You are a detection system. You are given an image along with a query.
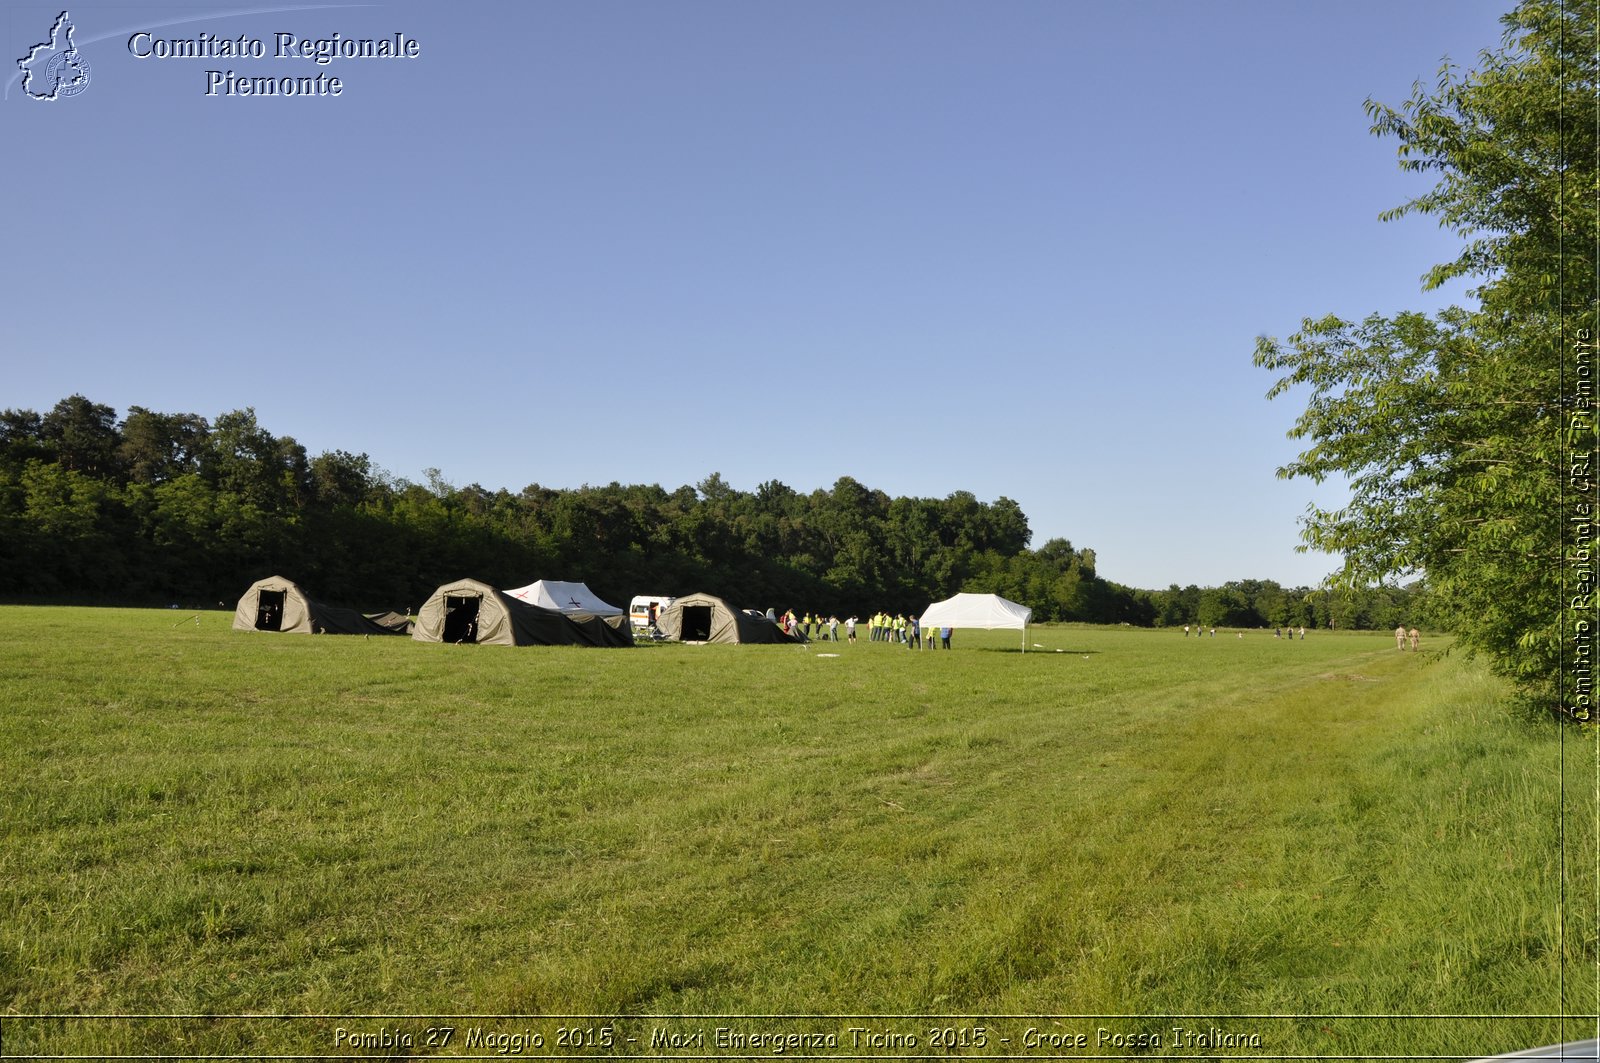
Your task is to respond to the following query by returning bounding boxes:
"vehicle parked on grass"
[629,595,675,630]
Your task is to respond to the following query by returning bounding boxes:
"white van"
[629,595,675,630]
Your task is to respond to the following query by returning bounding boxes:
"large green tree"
[1254,0,1596,717]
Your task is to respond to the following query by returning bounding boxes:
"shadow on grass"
[970,646,1102,655]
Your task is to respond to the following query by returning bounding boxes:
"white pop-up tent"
[503,579,623,616]
[919,592,1034,652]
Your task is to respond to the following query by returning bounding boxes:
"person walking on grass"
[1395,624,1407,650]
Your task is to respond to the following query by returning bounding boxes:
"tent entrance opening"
[254,589,286,631]
[443,595,481,643]
[681,605,713,641]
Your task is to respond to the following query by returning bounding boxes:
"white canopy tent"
[919,592,1034,652]
[503,579,623,616]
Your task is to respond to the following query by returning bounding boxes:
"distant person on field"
[1395,624,1407,650]
[1409,627,1420,651]
[846,616,857,643]
[1299,626,1307,640]
[940,626,952,650]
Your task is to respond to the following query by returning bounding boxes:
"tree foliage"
[1255,0,1596,717]
[0,395,1417,627]
[0,396,1112,617]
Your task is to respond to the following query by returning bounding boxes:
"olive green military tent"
[232,576,411,636]
[654,592,799,644]
[564,611,636,646]
[412,578,632,647]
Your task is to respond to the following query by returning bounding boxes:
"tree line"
[0,394,1417,628]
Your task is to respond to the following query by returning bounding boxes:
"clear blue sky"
[4,0,1508,590]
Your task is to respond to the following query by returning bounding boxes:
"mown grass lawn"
[0,608,1593,1057]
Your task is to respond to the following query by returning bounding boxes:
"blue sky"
[4,0,1508,590]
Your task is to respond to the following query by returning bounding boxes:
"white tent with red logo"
[503,579,623,617]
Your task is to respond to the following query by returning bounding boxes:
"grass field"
[0,607,1594,1058]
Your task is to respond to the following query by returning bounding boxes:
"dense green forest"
[0,395,1423,628]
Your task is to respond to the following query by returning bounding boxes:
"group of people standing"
[776,611,841,641]
[1395,625,1421,651]
[1182,624,1310,639]
[865,611,951,649]
[773,609,953,648]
